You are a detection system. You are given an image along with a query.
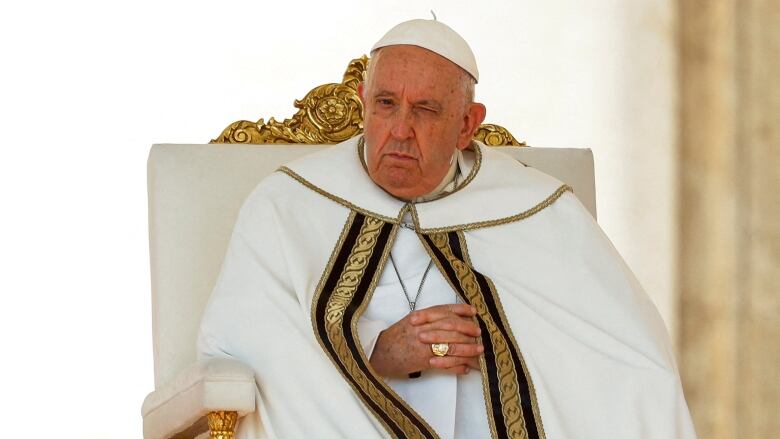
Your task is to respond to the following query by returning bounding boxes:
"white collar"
[280,136,568,232]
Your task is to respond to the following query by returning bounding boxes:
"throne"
[141,56,596,438]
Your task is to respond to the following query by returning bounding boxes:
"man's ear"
[357,82,366,104]
[457,103,487,150]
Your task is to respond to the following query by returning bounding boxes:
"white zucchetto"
[371,19,479,83]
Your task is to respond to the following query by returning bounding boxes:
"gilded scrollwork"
[211,55,525,146]
[207,410,238,439]
[474,123,526,146]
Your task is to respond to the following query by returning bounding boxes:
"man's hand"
[369,304,484,378]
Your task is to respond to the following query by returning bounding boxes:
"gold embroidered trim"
[431,233,526,437]
[350,222,400,363]
[279,145,569,234]
[311,214,438,439]
[411,184,572,233]
[455,231,547,439]
[356,136,484,203]
[278,166,404,224]
[417,234,499,439]
[418,232,546,439]
[345,221,438,437]
[453,230,500,438]
[310,210,359,335]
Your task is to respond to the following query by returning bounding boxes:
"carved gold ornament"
[207,411,238,439]
[211,56,525,146]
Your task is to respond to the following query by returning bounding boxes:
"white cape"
[198,136,696,438]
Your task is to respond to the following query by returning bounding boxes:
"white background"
[0,1,675,436]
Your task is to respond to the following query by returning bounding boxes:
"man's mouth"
[385,152,416,161]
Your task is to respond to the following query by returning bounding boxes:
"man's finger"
[417,318,481,338]
[429,355,471,369]
[428,348,484,369]
[409,304,476,325]
[418,329,481,344]
[442,342,484,358]
[441,365,471,376]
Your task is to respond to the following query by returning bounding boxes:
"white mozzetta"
[141,357,255,439]
[146,142,595,391]
[196,137,695,438]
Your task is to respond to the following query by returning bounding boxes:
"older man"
[198,19,696,439]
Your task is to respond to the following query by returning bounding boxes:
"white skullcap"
[371,19,479,83]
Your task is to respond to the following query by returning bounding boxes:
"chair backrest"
[147,143,595,388]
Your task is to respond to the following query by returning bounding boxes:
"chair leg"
[207,411,238,439]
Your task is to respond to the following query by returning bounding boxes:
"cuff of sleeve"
[358,318,388,358]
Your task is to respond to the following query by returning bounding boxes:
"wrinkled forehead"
[366,45,466,94]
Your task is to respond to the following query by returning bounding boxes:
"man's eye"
[376,99,394,106]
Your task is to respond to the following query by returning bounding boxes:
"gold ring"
[431,342,449,357]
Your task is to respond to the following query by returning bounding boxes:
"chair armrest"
[141,357,256,439]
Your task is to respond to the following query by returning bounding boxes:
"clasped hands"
[369,304,484,378]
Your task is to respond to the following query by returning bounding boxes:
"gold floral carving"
[211,56,526,146]
[207,411,238,439]
[474,123,526,146]
[211,57,367,144]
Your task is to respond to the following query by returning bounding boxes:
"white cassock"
[358,148,492,439]
[198,136,697,439]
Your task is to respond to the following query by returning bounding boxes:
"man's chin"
[382,182,434,201]
[368,168,429,200]
[376,177,423,200]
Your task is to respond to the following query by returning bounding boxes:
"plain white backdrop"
[0,0,675,436]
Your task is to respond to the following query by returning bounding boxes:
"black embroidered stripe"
[448,233,542,439]
[420,234,509,437]
[340,221,438,439]
[313,215,406,437]
[469,265,541,439]
[314,213,438,439]
[420,232,544,439]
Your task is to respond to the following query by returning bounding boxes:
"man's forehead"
[374,45,460,69]
[368,45,468,97]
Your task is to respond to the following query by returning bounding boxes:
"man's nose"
[389,107,414,140]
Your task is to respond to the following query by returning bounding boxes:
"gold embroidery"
[350,219,402,360]
[411,184,572,234]
[456,231,547,439]
[453,229,502,439]
[278,166,402,224]
[312,214,438,439]
[419,232,546,439]
[430,233,526,437]
[279,140,566,234]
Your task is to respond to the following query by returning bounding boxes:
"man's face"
[358,45,485,200]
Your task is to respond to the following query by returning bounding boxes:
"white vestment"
[198,136,697,439]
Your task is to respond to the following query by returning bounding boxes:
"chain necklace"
[390,162,460,308]
[389,253,433,312]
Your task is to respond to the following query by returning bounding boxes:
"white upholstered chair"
[141,57,597,439]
